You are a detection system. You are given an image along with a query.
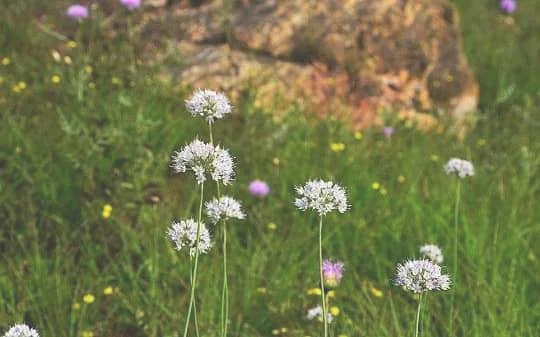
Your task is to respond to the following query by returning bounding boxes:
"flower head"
[120,0,141,10]
[185,89,232,123]
[500,0,516,13]
[444,158,474,178]
[420,244,444,264]
[323,259,345,288]
[249,180,270,197]
[66,4,89,20]
[383,126,395,138]
[2,324,39,337]
[205,196,245,224]
[171,139,234,185]
[306,305,334,323]
[394,259,451,293]
[294,180,348,216]
[167,219,212,256]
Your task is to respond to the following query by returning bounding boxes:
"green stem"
[449,180,461,334]
[319,216,328,337]
[221,220,229,337]
[183,183,205,337]
[415,293,423,337]
[209,123,214,145]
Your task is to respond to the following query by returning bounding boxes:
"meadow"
[1,1,539,336]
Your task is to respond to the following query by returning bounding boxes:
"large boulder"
[141,0,478,129]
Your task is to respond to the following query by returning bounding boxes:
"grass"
[1,0,539,336]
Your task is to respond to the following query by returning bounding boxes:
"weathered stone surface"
[141,0,478,129]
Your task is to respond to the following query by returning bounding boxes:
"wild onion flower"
[420,244,444,264]
[322,259,344,288]
[394,259,451,293]
[2,324,39,337]
[306,306,334,323]
[249,179,270,197]
[205,196,245,224]
[120,0,141,10]
[167,219,212,256]
[185,89,232,123]
[66,4,89,20]
[294,180,348,216]
[444,158,474,178]
[171,139,234,185]
[383,126,395,138]
[500,0,517,13]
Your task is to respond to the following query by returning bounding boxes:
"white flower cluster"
[395,259,451,293]
[205,196,245,224]
[185,89,232,123]
[420,244,444,264]
[2,324,39,337]
[167,219,212,257]
[171,139,235,185]
[444,158,474,178]
[294,180,348,216]
[306,305,334,323]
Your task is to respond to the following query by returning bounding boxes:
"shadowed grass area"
[1,0,539,336]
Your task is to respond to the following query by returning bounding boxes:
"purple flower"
[322,259,344,288]
[66,4,89,20]
[120,0,142,10]
[500,0,516,13]
[249,180,270,197]
[383,126,395,138]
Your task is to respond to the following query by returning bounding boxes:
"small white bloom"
[2,324,39,337]
[394,259,451,293]
[306,305,334,323]
[185,89,232,123]
[420,244,444,264]
[171,139,235,185]
[294,180,348,216]
[205,196,245,224]
[167,219,212,256]
[444,158,474,178]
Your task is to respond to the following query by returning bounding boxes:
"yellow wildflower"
[51,50,61,62]
[102,204,112,219]
[267,222,277,230]
[330,142,345,152]
[256,287,267,294]
[430,154,439,162]
[111,77,121,85]
[67,41,77,49]
[330,306,340,316]
[17,82,26,90]
[2,57,10,65]
[327,290,336,298]
[398,175,406,183]
[88,82,96,89]
[64,56,72,65]
[103,286,114,295]
[371,182,380,190]
[81,331,94,337]
[271,329,280,335]
[83,294,95,304]
[307,287,322,295]
[72,302,81,310]
[380,187,387,196]
[280,328,287,333]
[354,131,363,140]
[51,75,61,84]
[370,286,383,298]
[272,157,280,166]
[84,65,93,74]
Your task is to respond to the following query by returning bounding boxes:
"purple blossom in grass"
[500,0,516,13]
[2,324,39,337]
[323,259,344,288]
[383,126,395,138]
[120,0,142,10]
[66,4,89,20]
[394,259,451,293]
[249,179,270,197]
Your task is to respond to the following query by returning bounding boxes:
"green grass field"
[1,1,539,336]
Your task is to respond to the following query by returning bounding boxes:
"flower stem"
[318,216,328,337]
[415,293,423,337]
[449,180,461,334]
[183,183,205,337]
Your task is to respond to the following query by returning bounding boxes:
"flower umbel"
[2,324,39,337]
[444,158,474,178]
[167,219,212,256]
[420,244,444,264]
[205,196,245,224]
[394,259,451,293]
[171,139,234,185]
[186,89,232,123]
[307,306,334,323]
[294,180,348,216]
[322,259,345,288]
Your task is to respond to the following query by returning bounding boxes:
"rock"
[141,0,478,129]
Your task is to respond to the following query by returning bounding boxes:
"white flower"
[171,139,235,185]
[394,259,451,293]
[294,180,348,216]
[3,324,39,337]
[420,244,444,264]
[167,219,212,256]
[185,89,232,123]
[444,158,474,178]
[205,196,245,224]
[306,305,334,323]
